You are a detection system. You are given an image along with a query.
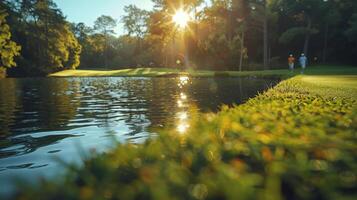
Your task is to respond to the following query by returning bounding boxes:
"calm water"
[0,77,278,194]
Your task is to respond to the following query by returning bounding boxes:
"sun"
[172,9,191,29]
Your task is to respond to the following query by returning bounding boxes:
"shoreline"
[48,65,357,78]
[13,66,357,199]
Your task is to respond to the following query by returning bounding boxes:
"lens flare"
[172,9,190,29]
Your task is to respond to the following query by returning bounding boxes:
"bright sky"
[53,0,154,35]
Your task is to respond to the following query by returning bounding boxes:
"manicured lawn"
[299,75,357,99]
[49,65,357,78]
[49,68,182,77]
[16,67,357,200]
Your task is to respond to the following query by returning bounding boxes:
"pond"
[0,76,279,194]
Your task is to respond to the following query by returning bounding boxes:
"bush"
[14,76,357,200]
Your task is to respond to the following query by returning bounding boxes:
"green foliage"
[2,0,357,76]
[122,5,150,38]
[279,27,318,44]
[345,14,357,43]
[64,27,82,69]
[278,0,321,16]
[2,0,81,75]
[85,0,357,69]
[94,15,117,35]
[0,10,20,71]
[15,73,357,199]
[91,15,117,68]
[25,21,81,74]
[197,0,245,68]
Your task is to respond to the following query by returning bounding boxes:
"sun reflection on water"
[178,112,188,120]
[176,95,190,134]
[179,76,189,83]
[176,76,191,134]
[177,100,183,108]
[178,76,190,88]
[180,92,187,100]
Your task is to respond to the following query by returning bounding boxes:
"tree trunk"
[194,4,199,37]
[164,49,168,67]
[239,30,245,72]
[104,31,108,69]
[171,37,175,67]
[194,3,199,65]
[303,16,312,56]
[0,67,6,79]
[268,46,271,64]
[136,37,142,58]
[263,0,269,69]
[322,23,329,63]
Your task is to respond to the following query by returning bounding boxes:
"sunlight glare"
[177,100,183,107]
[178,112,188,120]
[180,92,187,100]
[178,76,189,88]
[172,9,190,29]
[179,76,189,84]
[177,123,189,134]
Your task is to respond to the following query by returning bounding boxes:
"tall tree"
[71,22,97,68]
[122,5,150,57]
[3,0,81,76]
[72,22,93,42]
[277,0,323,56]
[233,0,250,71]
[94,15,117,35]
[262,0,268,69]
[345,14,357,43]
[196,0,246,69]
[94,15,117,68]
[320,0,341,63]
[122,5,149,38]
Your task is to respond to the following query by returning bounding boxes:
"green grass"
[49,65,357,78]
[15,67,357,200]
[299,75,357,99]
[50,68,182,77]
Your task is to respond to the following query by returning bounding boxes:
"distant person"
[299,53,307,74]
[288,54,295,71]
[176,59,181,66]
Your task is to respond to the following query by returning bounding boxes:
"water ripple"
[0,77,279,187]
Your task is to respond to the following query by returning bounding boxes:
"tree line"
[1,0,357,77]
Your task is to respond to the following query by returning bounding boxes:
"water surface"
[0,77,278,193]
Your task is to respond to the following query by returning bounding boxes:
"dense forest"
[1,0,357,77]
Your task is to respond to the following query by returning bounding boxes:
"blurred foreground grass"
[16,71,357,200]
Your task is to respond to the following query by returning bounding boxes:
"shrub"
[14,76,357,200]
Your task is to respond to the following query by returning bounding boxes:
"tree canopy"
[1,0,81,76]
[1,0,357,77]
[0,9,20,77]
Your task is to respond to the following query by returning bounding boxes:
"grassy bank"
[15,68,357,199]
[49,65,357,78]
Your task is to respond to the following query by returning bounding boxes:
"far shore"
[49,65,357,78]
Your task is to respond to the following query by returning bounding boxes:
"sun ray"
[172,9,191,29]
